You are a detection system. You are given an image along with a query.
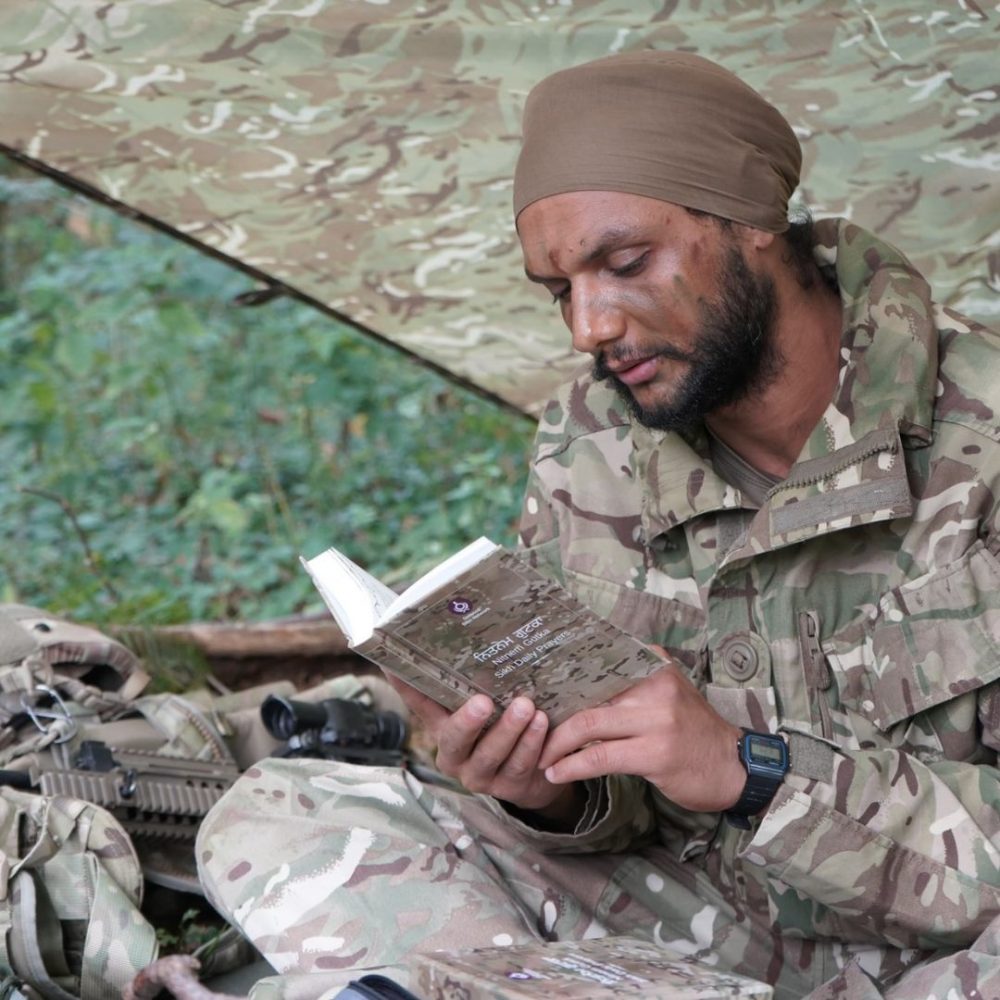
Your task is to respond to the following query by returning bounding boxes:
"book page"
[301,548,399,646]
[379,536,498,624]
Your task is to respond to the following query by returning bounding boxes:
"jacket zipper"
[798,610,833,739]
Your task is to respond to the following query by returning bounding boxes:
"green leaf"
[0,164,533,626]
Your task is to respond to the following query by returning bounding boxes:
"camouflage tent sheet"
[0,1,997,414]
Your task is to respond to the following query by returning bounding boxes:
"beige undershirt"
[708,431,782,509]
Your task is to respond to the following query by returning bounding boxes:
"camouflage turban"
[513,51,801,233]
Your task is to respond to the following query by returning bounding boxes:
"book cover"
[415,935,774,999]
[304,543,662,726]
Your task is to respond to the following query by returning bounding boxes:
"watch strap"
[724,730,787,830]
[729,771,781,816]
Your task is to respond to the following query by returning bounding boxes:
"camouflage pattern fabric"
[199,220,1000,998]
[199,758,803,996]
[516,218,1000,989]
[198,758,1000,1000]
[0,2,996,415]
[0,785,158,998]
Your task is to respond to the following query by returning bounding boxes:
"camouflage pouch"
[0,604,151,765]
[0,784,158,999]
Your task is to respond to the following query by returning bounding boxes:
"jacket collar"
[636,218,938,546]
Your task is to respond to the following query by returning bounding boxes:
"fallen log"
[109,616,368,693]
[112,615,350,660]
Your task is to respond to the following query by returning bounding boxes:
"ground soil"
[209,650,375,694]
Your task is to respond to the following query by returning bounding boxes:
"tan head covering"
[513,51,801,233]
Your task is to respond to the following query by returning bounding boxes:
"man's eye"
[610,252,648,278]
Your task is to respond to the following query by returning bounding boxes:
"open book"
[301,537,662,726]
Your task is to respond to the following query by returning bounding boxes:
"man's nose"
[568,285,626,355]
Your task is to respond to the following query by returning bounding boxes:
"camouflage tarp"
[0,1,996,415]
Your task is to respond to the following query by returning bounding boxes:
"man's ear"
[748,228,776,252]
[732,223,775,255]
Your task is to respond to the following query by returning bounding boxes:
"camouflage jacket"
[514,218,1000,952]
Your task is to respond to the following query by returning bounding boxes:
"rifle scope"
[260,694,407,757]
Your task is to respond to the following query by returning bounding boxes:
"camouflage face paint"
[519,191,782,429]
[594,244,783,432]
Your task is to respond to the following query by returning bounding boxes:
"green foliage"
[0,162,533,625]
[154,907,216,954]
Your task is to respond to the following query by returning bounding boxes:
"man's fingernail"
[510,699,531,720]
[468,698,491,719]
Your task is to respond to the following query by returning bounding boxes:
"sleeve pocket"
[561,567,706,672]
[824,540,1000,730]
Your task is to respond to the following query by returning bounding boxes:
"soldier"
[198,52,1000,999]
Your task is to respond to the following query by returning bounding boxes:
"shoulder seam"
[534,420,631,463]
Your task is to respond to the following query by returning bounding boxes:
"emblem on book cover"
[447,597,473,615]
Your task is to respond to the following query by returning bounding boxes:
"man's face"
[517,190,782,431]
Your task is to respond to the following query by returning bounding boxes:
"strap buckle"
[19,685,78,745]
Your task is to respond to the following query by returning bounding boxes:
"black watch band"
[724,729,788,830]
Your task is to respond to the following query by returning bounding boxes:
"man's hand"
[539,655,746,814]
[385,675,575,817]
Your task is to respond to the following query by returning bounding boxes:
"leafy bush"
[0,164,533,625]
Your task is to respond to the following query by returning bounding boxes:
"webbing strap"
[7,872,77,1000]
[79,855,158,1000]
[0,854,13,981]
[117,667,152,703]
[0,664,44,696]
[39,677,125,719]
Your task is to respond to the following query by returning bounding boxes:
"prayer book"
[301,536,662,725]
[415,935,774,999]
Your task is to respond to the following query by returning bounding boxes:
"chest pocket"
[823,540,1000,758]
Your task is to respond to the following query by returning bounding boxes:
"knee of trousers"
[195,758,423,955]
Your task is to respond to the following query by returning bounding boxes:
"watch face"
[748,736,784,763]
[745,733,788,775]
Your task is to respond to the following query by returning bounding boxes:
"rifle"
[0,740,241,843]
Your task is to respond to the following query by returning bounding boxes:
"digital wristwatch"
[724,729,789,829]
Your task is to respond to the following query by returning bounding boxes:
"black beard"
[593,246,783,432]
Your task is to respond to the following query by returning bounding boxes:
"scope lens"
[260,695,327,740]
[376,711,408,750]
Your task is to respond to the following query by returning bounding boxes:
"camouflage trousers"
[197,759,1000,1000]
